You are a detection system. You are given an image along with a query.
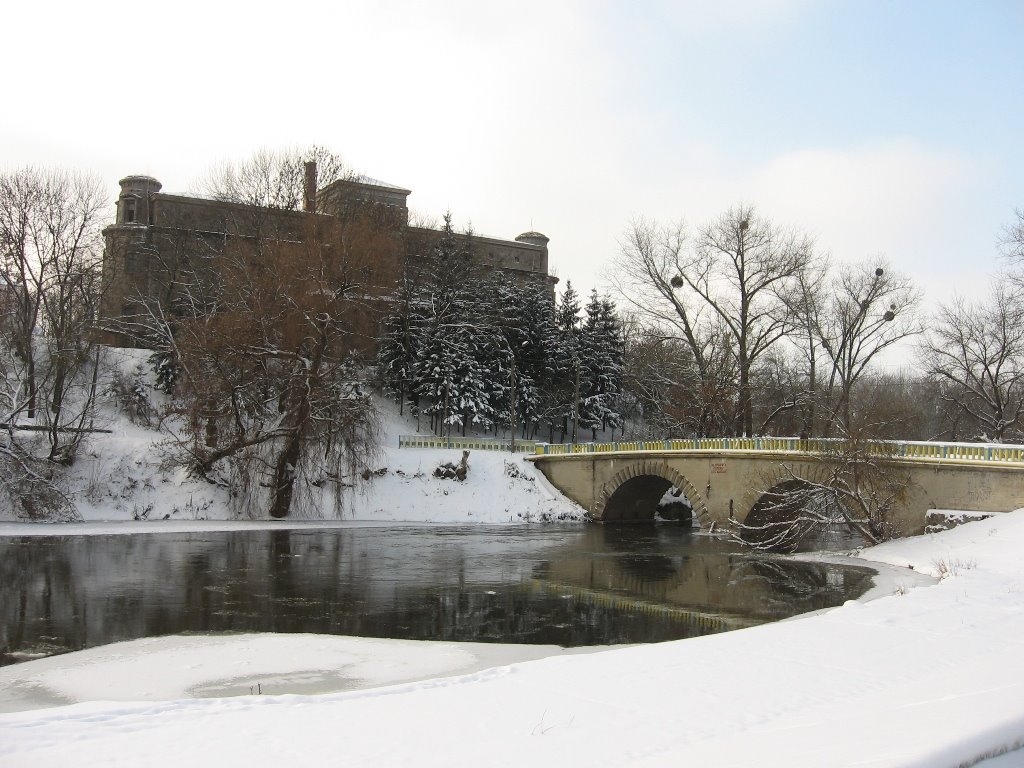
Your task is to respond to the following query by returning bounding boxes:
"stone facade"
[100,172,557,346]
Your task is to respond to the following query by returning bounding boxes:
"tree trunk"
[269,429,302,519]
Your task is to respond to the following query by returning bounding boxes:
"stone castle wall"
[100,173,557,346]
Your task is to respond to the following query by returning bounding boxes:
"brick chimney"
[303,161,317,212]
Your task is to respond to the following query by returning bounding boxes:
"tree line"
[608,205,1024,549]
[1,149,1022,524]
[0,168,106,519]
[613,206,1024,446]
[376,213,625,443]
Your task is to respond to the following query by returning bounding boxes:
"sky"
[2,0,1021,305]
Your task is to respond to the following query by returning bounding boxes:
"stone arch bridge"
[527,438,1024,535]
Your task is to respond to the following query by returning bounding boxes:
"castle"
[100,165,557,346]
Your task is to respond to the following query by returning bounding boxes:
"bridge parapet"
[532,438,1024,465]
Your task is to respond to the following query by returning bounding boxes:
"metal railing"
[531,437,1024,464]
[398,435,538,453]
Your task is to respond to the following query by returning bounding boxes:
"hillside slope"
[6,348,584,525]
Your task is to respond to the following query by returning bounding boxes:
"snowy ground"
[3,512,1024,766]
[0,634,610,713]
[36,347,585,525]
[4,350,1024,764]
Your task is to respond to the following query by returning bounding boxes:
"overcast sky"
[3,0,1021,305]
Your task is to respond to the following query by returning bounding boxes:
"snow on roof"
[350,175,411,194]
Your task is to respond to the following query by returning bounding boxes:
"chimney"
[303,161,317,212]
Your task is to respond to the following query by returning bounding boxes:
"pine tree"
[411,213,493,436]
[376,273,420,415]
[488,278,555,439]
[577,290,625,440]
[579,289,606,439]
[551,281,582,442]
[377,214,567,443]
[599,295,625,435]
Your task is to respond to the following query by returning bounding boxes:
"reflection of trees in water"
[727,557,874,617]
[0,528,876,665]
[539,531,876,624]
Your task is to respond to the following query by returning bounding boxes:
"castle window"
[124,199,136,223]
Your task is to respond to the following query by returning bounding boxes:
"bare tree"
[736,435,912,552]
[1000,208,1024,264]
[751,348,806,436]
[611,209,815,437]
[132,149,399,518]
[0,167,106,519]
[0,167,106,461]
[199,145,348,212]
[686,206,813,436]
[620,321,738,438]
[610,215,783,437]
[778,256,829,435]
[610,219,720,393]
[812,261,921,435]
[922,283,1024,442]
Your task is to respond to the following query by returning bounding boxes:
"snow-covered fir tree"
[409,214,494,435]
[376,230,625,442]
[550,281,582,441]
[579,289,624,439]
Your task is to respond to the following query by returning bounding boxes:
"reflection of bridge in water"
[532,526,874,629]
[528,437,1024,535]
[530,580,754,633]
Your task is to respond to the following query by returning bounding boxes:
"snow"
[62,439,582,525]
[2,345,585,526]
[4,349,1024,764]
[0,634,607,713]
[4,512,1024,766]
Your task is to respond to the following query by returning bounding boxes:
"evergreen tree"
[552,281,582,441]
[376,270,420,415]
[577,290,625,440]
[579,289,606,438]
[378,214,568,442]
[599,294,625,435]
[411,213,493,435]
[489,278,555,439]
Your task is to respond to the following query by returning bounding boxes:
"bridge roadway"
[526,437,1024,535]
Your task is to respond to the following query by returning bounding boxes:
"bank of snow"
[7,345,584,525]
[66,437,581,525]
[0,635,607,713]
[4,512,1024,766]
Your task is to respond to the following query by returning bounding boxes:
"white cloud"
[742,140,994,297]
[1,2,1011,310]
[576,138,998,305]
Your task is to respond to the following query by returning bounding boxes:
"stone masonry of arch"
[599,460,710,524]
[528,448,1024,534]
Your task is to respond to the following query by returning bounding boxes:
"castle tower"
[100,175,163,344]
[515,231,550,273]
[115,175,162,225]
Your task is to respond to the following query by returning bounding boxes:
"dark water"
[0,525,874,666]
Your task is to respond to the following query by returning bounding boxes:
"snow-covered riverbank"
[3,511,1024,766]
[3,348,586,526]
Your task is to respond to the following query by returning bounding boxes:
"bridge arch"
[742,478,868,552]
[596,460,708,524]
